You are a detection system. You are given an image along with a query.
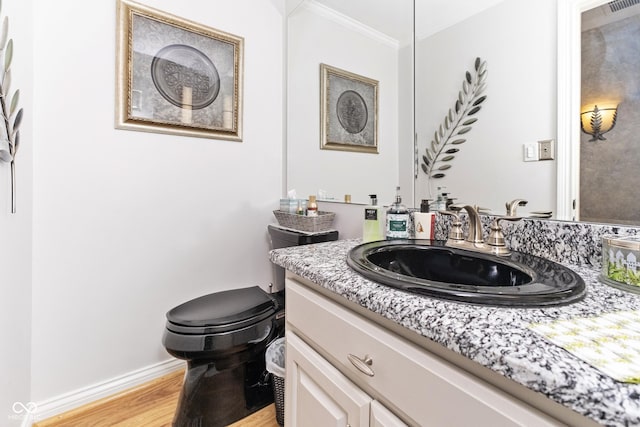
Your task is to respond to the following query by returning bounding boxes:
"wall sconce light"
[580,104,618,141]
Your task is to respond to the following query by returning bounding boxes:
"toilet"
[163,286,284,427]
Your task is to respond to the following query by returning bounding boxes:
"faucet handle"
[487,216,522,255]
[439,210,464,241]
[505,199,528,216]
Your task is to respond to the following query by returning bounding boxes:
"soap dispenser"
[386,186,410,239]
[363,194,384,242]
[414,199,436,240]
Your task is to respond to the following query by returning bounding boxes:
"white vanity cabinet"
[286,332,407,427]
[285,275,565,427]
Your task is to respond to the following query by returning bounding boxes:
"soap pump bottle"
[414,199,436,240]
[386,186,410,239]
[363,194,384,242]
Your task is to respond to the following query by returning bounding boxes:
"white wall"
[287,3,401,205]
[0,0,33,424]
[30,0,284,402]
[415,0,557,214]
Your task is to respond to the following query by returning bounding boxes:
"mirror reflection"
[286,0,640,226]
[414,0,557,217]
[579,2,640,225]
[286,0,413,205]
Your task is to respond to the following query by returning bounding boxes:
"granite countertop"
[270,239,640,427]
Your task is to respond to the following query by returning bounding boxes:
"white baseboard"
[23,359,185,427]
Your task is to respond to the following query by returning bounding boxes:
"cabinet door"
[286,332,371,427]
[370,401,408,427]
[287,277,564,427]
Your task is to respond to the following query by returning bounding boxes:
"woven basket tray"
[273,210,335,233]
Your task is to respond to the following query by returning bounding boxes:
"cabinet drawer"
[286,277,562,427]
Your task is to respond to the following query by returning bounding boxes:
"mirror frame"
[557,0,611,221]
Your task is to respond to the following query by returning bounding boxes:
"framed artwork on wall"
[116,0,243,141]
[320,64,378,153]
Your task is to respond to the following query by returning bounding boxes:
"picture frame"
[116,0,243,141]
[320,64,378,153]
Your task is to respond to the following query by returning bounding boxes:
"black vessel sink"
[347,240,585,307]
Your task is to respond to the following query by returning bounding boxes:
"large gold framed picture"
[320,64,378,153]
[116,0,243,141]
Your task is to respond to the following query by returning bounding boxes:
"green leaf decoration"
[420,57,488,181]
[0,16,7,51]
[9,88,18,115]
[473,95,487,106]
[4,37,12,71]
[0,7,22,213]
[477,60,487,74]
[467,106,481,115]
[3,67,10,94]
[425,149,434,163]
[12,107,22,133]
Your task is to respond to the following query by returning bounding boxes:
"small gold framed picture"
[320,63,378,153]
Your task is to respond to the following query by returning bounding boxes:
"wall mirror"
[286,0,640,226]
[415,0,640,224]
[285,0,413,205]
[414,0,557,218]
[558,0,640,225]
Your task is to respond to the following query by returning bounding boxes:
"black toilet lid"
[166,286,276,333]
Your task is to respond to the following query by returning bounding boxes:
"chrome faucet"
[460,205,484,244]
[440,204,521,256]
[505,199,528,216]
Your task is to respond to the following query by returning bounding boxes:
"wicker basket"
[272,210,335,233]
[272,374,285,426]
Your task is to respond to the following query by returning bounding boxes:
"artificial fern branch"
[421,57,487,180]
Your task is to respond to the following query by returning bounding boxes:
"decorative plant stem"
[0,0,24,213]
[421,57,487,196]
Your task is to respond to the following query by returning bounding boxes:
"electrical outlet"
[538,139,555,160]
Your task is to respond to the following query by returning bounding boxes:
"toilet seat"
[166,286,277,335]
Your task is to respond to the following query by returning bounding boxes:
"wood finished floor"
[33,369,280,427]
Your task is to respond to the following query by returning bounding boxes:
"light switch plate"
[523,143,539,162]
[538,139,555,160]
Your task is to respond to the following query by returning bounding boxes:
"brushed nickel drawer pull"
[348,353,374,377]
